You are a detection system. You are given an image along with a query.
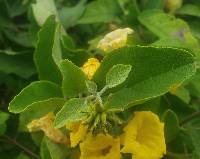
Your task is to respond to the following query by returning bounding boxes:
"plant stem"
[2,135,39,159]
[98,85,108,96]
[180,110,200,126]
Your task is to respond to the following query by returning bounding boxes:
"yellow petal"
[27,112,69,144]
[82,58,100,80]
[97,28,134,52]
[80,133,121,159]
[66,121,88,147]
[121,111,166,159]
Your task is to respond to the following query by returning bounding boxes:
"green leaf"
[187,118,200,158]
[40,138,52,159]
[162,110,180,143]
[54,98,87,128]
[34,15,62,84]
[60,60,87,98]
[59,0,86,28]
[106,64,132,88]
[61,35,90,66]
[138,10,189,38]
[93,46,196,111]
[85,80,97,94]
[0,51,36,79]
[45,137,69,159]
[78,0,122,24]
[19,98,65,131]
[0,111,9,135]
[177,4,200,17]
[170,86,190,104]
[9,81,63,113]
[16,153,30,159]
[138,10,199,57]
[32,0,59,26]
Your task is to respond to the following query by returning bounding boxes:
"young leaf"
[106,64,132,88]
[94,46,195,111]
[8,81,63,113]
[54,98,87,128]
[85,80,97,93]
[162,110,180,143]
[60,59,87,98]
[34,15,62,84]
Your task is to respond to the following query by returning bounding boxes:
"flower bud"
[165,0,182,12]
[82,58,100,80]
[97,28,134,52]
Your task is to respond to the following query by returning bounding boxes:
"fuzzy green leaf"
[54,98,87,128]
[94,46,196,111]
[60,59,87,98]
[9,81,63,113]
[86,80,97,93]
[106,64,132,88]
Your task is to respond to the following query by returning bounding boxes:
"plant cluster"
[0,0,200,159]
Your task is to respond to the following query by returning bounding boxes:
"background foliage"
[0,0,200,159]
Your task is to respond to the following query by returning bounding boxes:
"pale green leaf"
[32,0,59,26]
[85,80,97,93]
[106,64,132,88]
[54,98,87,128]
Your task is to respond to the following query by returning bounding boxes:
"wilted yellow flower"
[66,121,88,147]
[121,111,166,159]
[27,112,69,144]
[97,28,134,52]
[82,58,100,80]
[80,133,121,159]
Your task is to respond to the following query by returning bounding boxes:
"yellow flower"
[121,111,166,159]
[27,112,69,144]
[82,58,100,80]
[80,133,121,159]
[97,28,134,52]
[66,121,88,147]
